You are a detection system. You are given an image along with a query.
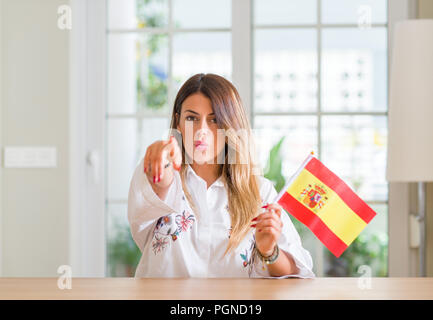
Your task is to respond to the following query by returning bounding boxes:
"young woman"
[127,73,314,278]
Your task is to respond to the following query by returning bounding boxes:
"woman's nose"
[198,118,210,130]
[195,126,211,141]
[197,119,209,132]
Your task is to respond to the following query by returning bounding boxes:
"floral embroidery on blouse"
[175,210,195,233]
[240,249,250,267]
[151,210,195,255]
[152,235,169,254]
[240,233,266,276]
[240,199,268,275]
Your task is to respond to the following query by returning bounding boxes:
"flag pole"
[272,151,315,203]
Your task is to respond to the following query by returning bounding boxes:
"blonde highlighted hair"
[169,73,262,258]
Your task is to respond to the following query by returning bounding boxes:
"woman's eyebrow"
[184,109,215,116]
[184,109,199,115]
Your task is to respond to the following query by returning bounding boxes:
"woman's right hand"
[143,135,182,189]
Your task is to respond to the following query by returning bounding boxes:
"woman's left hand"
[251,203,284,256]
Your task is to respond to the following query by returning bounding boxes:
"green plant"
[136,34,168,111]
[263,136,286,192]
[107,219,141,277]
[325,231,388,277]
[136,0,166,28]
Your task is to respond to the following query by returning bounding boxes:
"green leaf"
[264,136,286,193]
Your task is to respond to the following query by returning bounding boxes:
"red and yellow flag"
[275,153,377,258]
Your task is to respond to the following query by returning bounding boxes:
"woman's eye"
[186,116,196,121]
[210,118,217,123]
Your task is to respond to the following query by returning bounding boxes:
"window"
[106,0,232,276]
[253,0,388,276]
[105,0,389,277]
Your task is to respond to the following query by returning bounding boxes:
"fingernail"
[158,175,161,182]
[251,224,256,228]
[251,217,257,222]
[261,204,268,209]
[153,176,156,183]
[144,167,147,173]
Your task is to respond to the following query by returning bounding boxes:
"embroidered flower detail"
[240,235,262,277]
[245,233,265,276]
[240,249,250,267]
[152,235,169,254]
[175,210,195,233]
[151,212,195,255]
[154,215,177,237]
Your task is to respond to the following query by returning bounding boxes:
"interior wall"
[416,0,433,277]
[388,0,432,278]
[426,183,433,276]
[0,0,70,277]
[418,0,433,18]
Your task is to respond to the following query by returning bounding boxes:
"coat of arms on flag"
[298,183,328,212]
[274,152,377,258]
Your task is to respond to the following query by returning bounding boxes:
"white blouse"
[127,157,315,279]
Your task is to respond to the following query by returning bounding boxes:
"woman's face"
[177,93,226,165]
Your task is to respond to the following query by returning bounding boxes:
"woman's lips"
[194,141,208,150]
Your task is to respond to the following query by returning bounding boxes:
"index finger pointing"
[163,137,182,170]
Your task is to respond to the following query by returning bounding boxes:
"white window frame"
[387,0,418,277]
[0,0,3,277]
[70,0,413,277]
[252,0,391,276]
[69,0,107,277]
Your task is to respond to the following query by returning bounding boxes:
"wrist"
[255,244,280,265]
[259,247,274,257]
[147,169,174,188]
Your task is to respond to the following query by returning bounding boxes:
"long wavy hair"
[169,73,262,258]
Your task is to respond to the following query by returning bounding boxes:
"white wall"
[0,0,70,276]
[417,0,433,277]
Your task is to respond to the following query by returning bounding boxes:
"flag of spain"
[275,153,377,258]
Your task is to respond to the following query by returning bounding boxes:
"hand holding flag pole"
[273,151,377,258]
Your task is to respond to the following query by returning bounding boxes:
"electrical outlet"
[3,146,57,168]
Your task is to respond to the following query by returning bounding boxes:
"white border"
[70,0,85,278]
[387,0,416,277]
[69,0,106,277]
[232,0,253,125]
[0,0,3,277]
